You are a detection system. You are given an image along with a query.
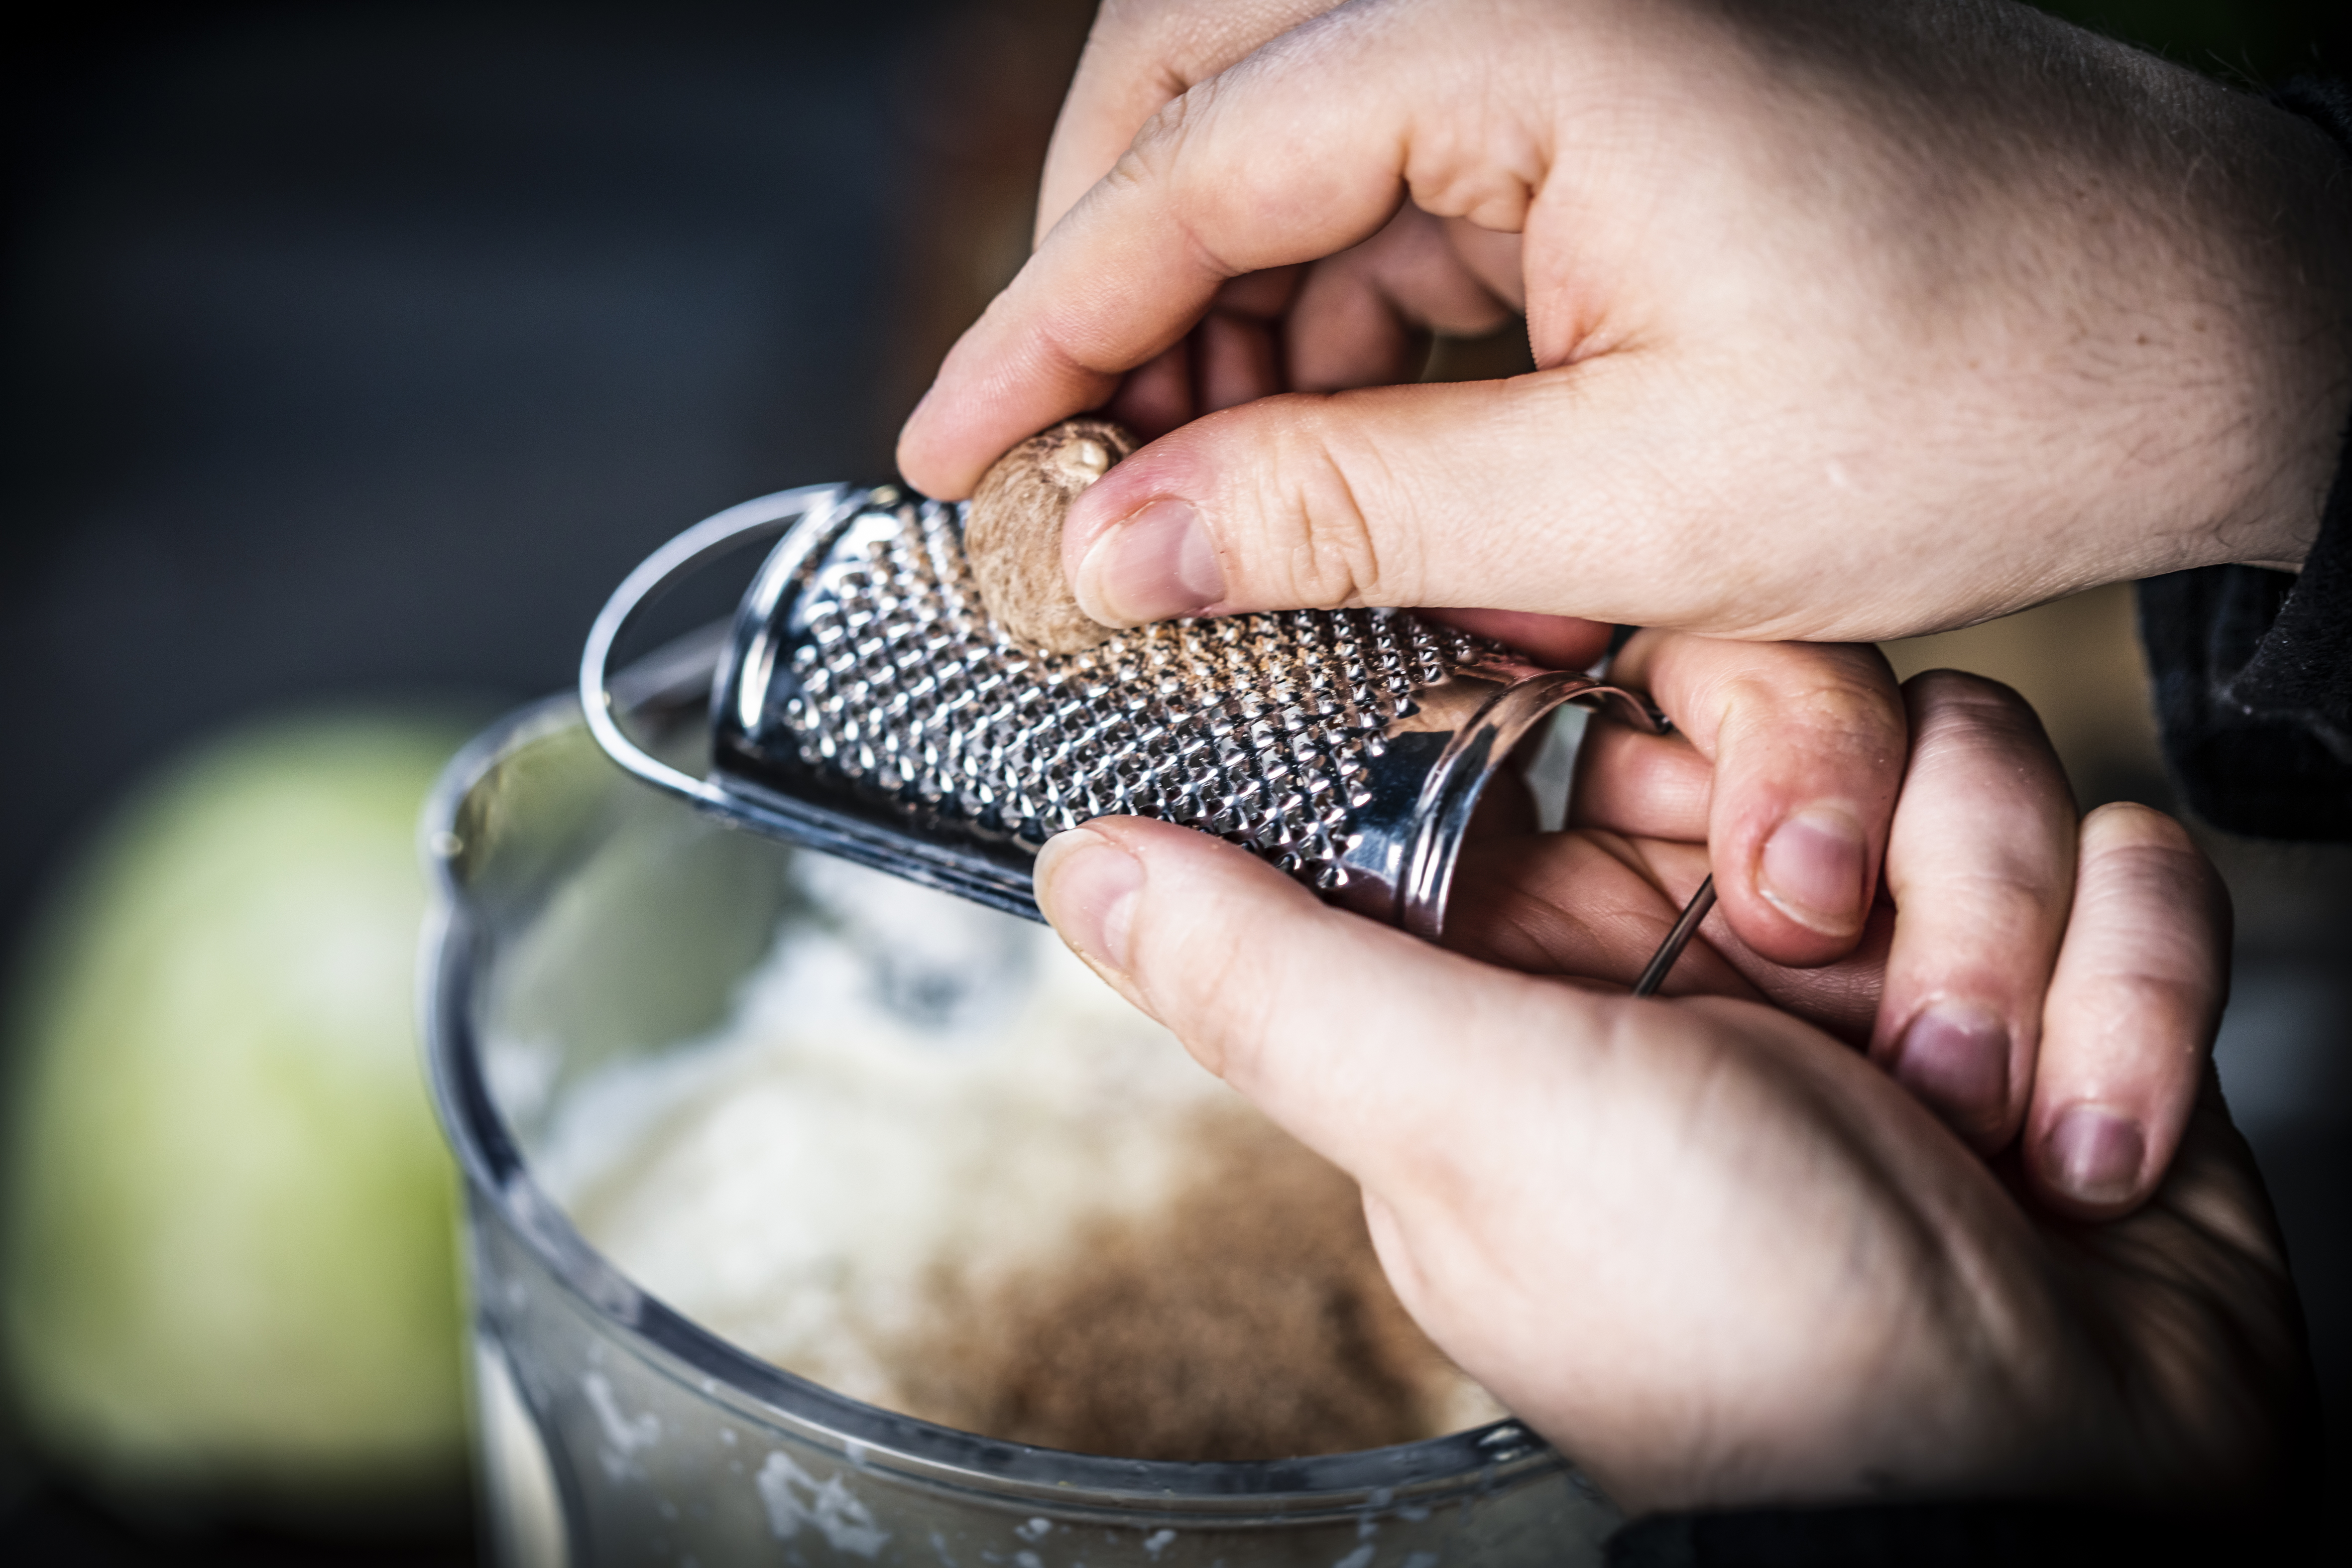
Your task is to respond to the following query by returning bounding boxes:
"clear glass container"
[422,643,1623,1566]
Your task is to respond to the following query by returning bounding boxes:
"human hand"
[1473,638,2188,1217]
[1029,752,2308,1510]
[902,0,2351,642]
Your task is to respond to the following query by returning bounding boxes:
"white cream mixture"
[531,852,1499,1450]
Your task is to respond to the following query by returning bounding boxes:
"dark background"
[3,0,2349,1562]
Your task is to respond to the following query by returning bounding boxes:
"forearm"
[1723,0,2352,582]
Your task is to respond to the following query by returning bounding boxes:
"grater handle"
[1631,876,1717,998]
[581,485,850,810]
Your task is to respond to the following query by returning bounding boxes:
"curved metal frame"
[579,483,850,810]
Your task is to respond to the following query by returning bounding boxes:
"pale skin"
[1032,658,2310,1511]
[899,0,2352,640]
[897,0,2335,1509]
[897,0,2349,1219]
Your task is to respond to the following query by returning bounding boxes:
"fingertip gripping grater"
[585,483,1714,983]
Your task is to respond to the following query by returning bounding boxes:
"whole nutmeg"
[964,418,1139,653]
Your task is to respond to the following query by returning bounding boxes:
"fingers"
[1053,366,1718,627]
[1562,648,2224,1205]
[1196,308,1284,414]
[1868,672,2077,1150]
[901,3,1430,499]
[1101,210,1522,447]
[1440,829,1762,1001]
[1028,814,2062,1515]
[1090,271,1312,439]
[895,1,1812,634]
[1034,0,1341,244]
[1109,340,1195,438]
[1602,634,1906,967]
[1568,718,1713,842]
[2026,804,2231,1219]
[1027,7,1519,477]
[1286,206,1519,392]
[1031,815,1621,1192]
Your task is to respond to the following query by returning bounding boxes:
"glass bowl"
[421,639,1622,1566]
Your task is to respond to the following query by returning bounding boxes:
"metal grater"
[585,483,1714,979]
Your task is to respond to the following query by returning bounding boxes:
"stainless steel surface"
[580,483,851,815]
[587,485,1672,944]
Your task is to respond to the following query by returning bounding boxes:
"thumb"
[1031,814,1633,1193]
[1059,368,1719,631]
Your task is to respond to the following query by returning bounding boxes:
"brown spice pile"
[894,1106,1483,1460]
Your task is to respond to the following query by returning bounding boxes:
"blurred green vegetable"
[2,713,470,1514]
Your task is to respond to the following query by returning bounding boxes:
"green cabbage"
[2,713,471,1513]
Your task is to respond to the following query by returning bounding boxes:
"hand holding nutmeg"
[964,418,1138,654]
[899,0,2351,652]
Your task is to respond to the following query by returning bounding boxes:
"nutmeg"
[964,417,1139,653]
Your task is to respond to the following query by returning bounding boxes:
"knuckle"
[2066,842,2230,991]
[1118,87,1253,283]
[1715,657,1903,762]
[1228,406,1400,607]
[2081,969,2217,1051]
[1116,86,1200,191]
[1923,863,2071,937]
[1126,72,1216,171]
[1106,121,1174,195]
[1906,669,2043,739]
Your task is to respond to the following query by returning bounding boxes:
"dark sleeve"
[2137,77,2352,841]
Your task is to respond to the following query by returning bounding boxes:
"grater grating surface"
[775,496,1495,890]
[586,482,1715,978]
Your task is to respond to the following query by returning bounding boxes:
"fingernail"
[1757,806,1868,935]
[1074,497,1225,626]
[1891,1003,2008,1129]
[2044,1105,2145,1207]
[1033,828,1142,974]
